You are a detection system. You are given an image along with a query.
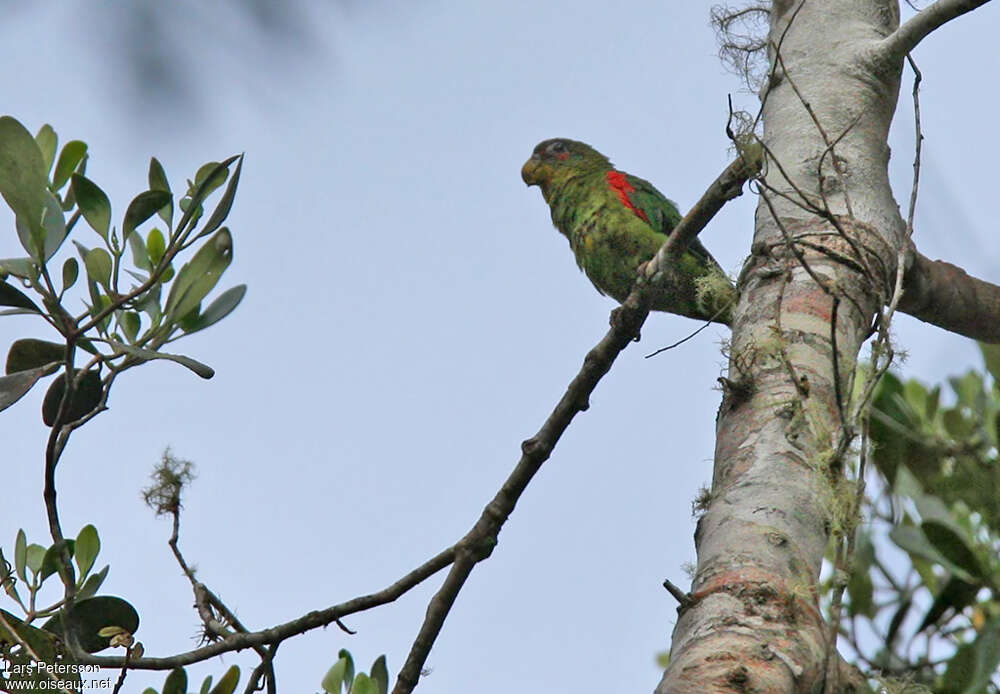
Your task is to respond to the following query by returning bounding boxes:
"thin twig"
[644,312,726,359]
[771,45,856,222]
[111,647,132,694]
[243,642,280,694]
[905,54,923,237]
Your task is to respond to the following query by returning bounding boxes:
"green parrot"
[521,138,735,325]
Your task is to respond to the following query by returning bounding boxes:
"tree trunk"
[657,1,909,691]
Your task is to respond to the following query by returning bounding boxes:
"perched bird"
[521,138,735,325]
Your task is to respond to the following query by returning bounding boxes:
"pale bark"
[656,0,991,691]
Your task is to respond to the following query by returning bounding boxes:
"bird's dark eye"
[548,141,566,155]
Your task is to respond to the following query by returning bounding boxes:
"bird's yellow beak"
[521,154,541,186]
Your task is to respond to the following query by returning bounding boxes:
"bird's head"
[521,139,612,194]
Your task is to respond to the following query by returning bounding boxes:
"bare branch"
[881,0,992,61]
[904,55,923,237]
[899,249,1000,342]
[75,545,457,670]
[662,578,694,608]
[392,156,757,694]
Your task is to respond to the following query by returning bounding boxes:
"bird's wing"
[609,171,717,266]
[616,173,680,232]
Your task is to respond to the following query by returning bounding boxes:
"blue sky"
[1,2,998,692]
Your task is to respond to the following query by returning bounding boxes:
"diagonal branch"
[391,154,758,694]
[880,0,992,61]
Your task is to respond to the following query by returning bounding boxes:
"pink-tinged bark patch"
[605,170,650,223]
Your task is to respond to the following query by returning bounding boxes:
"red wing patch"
[605,171,650,223]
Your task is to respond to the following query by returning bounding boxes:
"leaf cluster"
[136,649,390,694]
[0,116,246,427]
[839,346,1000,692]
[0,525,138,691]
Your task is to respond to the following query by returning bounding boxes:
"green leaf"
[370,656,388,694]
[62,257,79,292]
[339,649,355,688]
[164,228,233,323]
[890,523,976,584]
[0,257,38,280]
[148,157,173,227]
[147,227,166,267]
[942,407,975,441]
[208,665,240,694]
[0,609,57,664]
[979,342,1000,387]
[943,618,1000,694]
[0,116,48,246]
[77,564,108,600]
[0,365,57,415]
[75,525,100,578]
[14,529,26,581]
[199,676,213,694]
[196,154,242,239]
[123,190,171,243]
[108,340,214,379]
[175,155,239,235]
[950,371,984,410]
[162,668,188,694]
[35,124,57,176]
[352,673,376,694]
[42,369,103,426]
[135,280,162,324]
[84,247,113,290]
[41,595,140,653]
[149,157,170,192]
[923,521,985,581]
[75,240,102,307]
[71,174,111,240]
[120,311,141,342]
[40,190,68,260]
[39,539,75,581]
[846,530,875,618]
[52,140,88,192]
[16,189,67,261]
[25,543,45,574]
[92,293,112,331]
[917,575,979,634]
[179,301,203,332]
[0,279,41,313]
[6,338,65,374]
[321,657,348,694]
[182,284,246,334]
[195,160,229,192]
[129,227,151,271]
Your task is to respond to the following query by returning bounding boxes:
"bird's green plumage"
[521,138,735,325]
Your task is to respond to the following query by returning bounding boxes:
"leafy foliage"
[0,116,247,428]
[0,117,246,690]
[838,346,1000,692]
